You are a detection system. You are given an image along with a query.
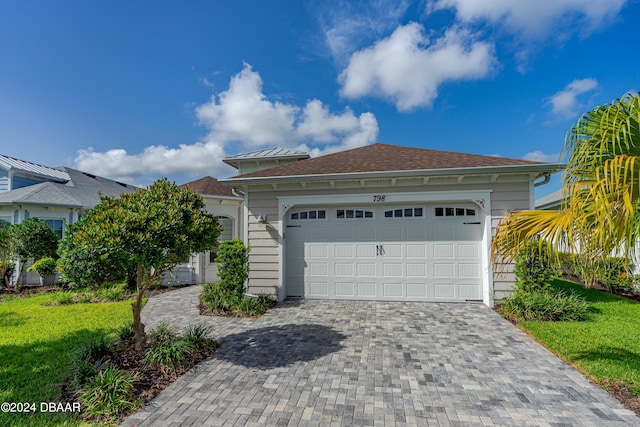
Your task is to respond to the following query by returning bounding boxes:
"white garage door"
[285,204,483,302]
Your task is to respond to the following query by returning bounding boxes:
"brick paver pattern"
[120,286,639,426]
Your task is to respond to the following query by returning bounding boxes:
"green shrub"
[143,324,193,374]
[597,257,630,292]
[201,282,275,317]
[236,295,276,317]
[514,239,557,292]
[116,323,135,342]
[183,324,218,351]
[69,338,111,388]
[76,291,94,304]
[27,256,57,275]
[215,239,250,297]
[498,290,589,322]
[52,290,75,305]
[80,366,140,420]
[96,284,126,301]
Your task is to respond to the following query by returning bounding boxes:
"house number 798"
[373,195,386,202]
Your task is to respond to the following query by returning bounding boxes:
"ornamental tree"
[60,178,220,350]
[10,217,59,288]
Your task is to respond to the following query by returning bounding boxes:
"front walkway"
[120,286,639,426]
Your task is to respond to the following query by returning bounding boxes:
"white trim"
[277,189,494,306]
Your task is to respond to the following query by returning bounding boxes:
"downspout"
[534,173,551,187]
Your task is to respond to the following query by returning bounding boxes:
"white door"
[285,204,483,302]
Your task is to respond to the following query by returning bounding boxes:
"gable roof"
[226,143,563,182]
[0,154,70,182]
[0,167,137,207]
[180,176,238,198]
[223,147,309,165]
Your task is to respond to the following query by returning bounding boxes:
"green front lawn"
[0,292,132,426]
[518,278,640,394]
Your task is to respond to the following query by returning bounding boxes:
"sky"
[0,0,638,197]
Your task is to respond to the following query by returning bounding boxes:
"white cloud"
[546,78,598,119]
[74,141,232,184]
[75,64,378,182]
[339,23,495,111]
[428,0,627,40]
[316,0,411,63]
[523,150,561,163]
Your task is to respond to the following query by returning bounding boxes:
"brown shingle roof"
[231,143,547,179]
[180,176,236,197]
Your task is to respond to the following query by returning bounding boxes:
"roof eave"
[219,163,566,186]
[222,154,310,168]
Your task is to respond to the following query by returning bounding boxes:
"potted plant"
[27,257,57,286]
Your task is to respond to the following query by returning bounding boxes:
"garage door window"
[336,209,373,219]
[384,207,423,218]
[434,207,476,217]
[291,210,326,220]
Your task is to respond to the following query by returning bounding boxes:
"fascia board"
[219,163,566,186]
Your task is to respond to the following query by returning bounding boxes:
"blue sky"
[0,0,637,197]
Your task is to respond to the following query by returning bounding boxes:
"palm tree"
[492,92,640,285]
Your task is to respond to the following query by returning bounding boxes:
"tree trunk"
[132,264,146,351]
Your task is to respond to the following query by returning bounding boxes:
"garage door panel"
[356,282,376,297]
[382,244,402,258]
[335,263,354,276]
[334,227,356,241]
[334,244,354,259]
[434,263,455,278]
[310,227,331,240]
[405,225,427,240]
[458,263,480,278]
[356,263,376,277]
[433,224,455,240]
[433,244,455,259]
[406,244,426,258]
[434,283,456,299]
[356,226,377,241]
[307,281,329,296]
[406,263,426,277]
[356,244,376,258]
[383,282,404,298]
[459,283,482,300]
[382,262,403,277]
[309,262,328,276]
[307,244,328,258]
[335,282,355,297]
[406,282,428,298]
[458,243,480,258]
[382,227,402,240]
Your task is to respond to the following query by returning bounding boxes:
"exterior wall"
[241,173,534,301]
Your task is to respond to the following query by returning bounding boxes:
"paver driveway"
[120,286,639,426]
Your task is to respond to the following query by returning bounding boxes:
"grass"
[0,291,132,426]
[517,278,640,395]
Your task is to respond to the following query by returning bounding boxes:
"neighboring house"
[0,154,137,284]
[167,176,244,285]
[220,143,564,307]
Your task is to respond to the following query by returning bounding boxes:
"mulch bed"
[60,337,217,424]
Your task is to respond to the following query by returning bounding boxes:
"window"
[42,219,64,238]
[434,207,476,217]
[209,217,234,263]
[336,209,373,219]
[290,210,326,220]
[0,217,10,226]
[384,207,423,218]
